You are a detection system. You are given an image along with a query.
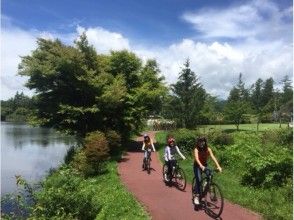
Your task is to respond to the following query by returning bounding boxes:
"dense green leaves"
[18,36,167,138]
[170,59,206,128]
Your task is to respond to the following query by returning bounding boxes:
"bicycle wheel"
[192,177,196,194]
[203,182,224,218]
[175,168,186,191]
[147,158,151,174]
[162,164,169,182]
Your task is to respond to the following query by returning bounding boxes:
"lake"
[1,122,76,195]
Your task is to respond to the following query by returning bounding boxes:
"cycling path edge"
[117,131,262,220]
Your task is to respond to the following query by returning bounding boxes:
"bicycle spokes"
[203,183,224,218]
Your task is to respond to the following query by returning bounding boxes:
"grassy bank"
[155,128,293,220]
[2,157,150,220]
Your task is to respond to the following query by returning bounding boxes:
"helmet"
[144,134,148,138]
[168,138,175,145]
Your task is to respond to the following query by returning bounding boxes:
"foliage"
[105,130,122,155]
[207,130,234,146]
[156,129,293,220]
[170,59,206,128]
[18,36,167,138]
[3,162,149,220]
[1,92,34,122]
[242,151,292,188]
[83,131,110,175]
[224,74,251,130]
[31,167,100,220]
[168,128,201,155]
[261,128,293,148]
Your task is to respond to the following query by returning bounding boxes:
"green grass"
[91,161,150,220]
[198,123,289,133]
[155,128,293,220]
[24,161,150,220]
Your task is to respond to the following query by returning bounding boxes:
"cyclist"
[142,134,156,170]
[164,137,186,182]
[193,137,222,205]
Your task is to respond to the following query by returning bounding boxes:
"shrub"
[262,129,293,149]
[207,130,234,146]
[84,131,110,174]
[242,152,292,188]
[71,131,110,176]
[71,150,96,177]
[31,167,100,219]
[168,129,201,155]
[105,130,121,154]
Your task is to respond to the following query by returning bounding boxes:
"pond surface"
[1,122,76,195]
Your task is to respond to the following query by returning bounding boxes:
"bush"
[84,131,110,173]
[71,150,96,177]
[262,129,293,149]
[242,152,292,188]
[31,167,100,219]
[168,129,201,155]
[71,131,110,176]
[207,130,234,146]
[105,130,121,154]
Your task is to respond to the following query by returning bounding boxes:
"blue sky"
[1,0,293,99]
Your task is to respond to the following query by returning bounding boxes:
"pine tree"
[171,59,206,128]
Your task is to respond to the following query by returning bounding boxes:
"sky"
[1,0,293,100]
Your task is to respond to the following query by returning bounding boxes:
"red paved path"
[118,131,262,220]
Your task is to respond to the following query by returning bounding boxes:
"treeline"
[1,34,292,134]
[1,92,35,122]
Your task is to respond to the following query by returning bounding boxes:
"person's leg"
[193,164,202,194]
[167,160,173,180]
[142,151,147,169]
[193,164,202,205]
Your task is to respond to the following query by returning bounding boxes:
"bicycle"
[142,148,152,174]
[162,160,186,191]
[192,167,224,218]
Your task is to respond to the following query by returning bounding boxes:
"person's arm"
[208,148,222,172]
[151,140,156,152]
[194,148,205,171]
[141,142,145,151]
[176,146,186,160]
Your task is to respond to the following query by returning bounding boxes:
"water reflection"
[1,122,76,195]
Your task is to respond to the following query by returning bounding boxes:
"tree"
[281,75,293,104]
[18,35,166,140]
[137,59,167,116]
[171,59,206,128]
[199,94,219,125]
[224,74,250,130]
[251,78,264,131]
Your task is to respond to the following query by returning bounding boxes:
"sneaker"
[194,195,200,205]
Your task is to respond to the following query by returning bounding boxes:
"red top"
[197,147,210,165]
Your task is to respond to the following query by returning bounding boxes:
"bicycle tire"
[162,164,169,182]
[147,158,151,174]
[192,177,196,194]
[202,182,224,218]
[175,167,186,191]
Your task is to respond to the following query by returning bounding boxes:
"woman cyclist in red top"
[193,137,222,205]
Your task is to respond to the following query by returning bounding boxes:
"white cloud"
[1,0,292,100]
[1,27,37,100]
[182,0,292,42]
[76,26,130,53]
